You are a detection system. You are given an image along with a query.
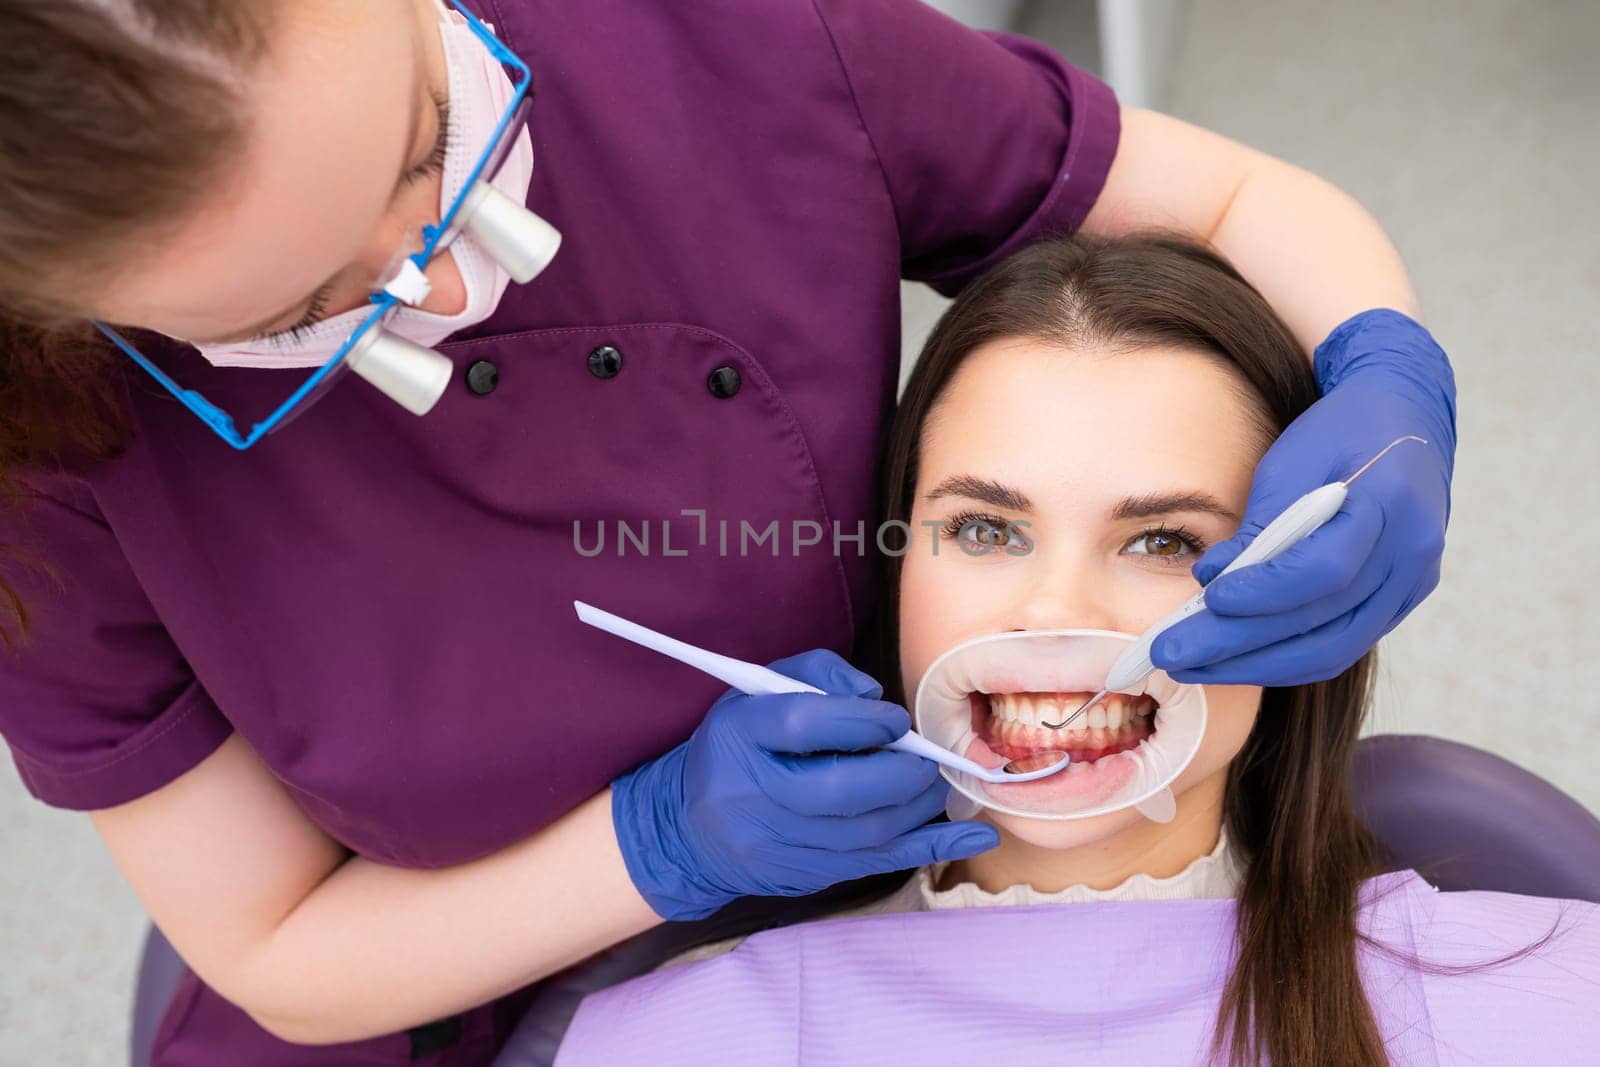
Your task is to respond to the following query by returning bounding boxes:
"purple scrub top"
[0,0,1117,1061]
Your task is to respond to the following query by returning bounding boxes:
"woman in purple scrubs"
[0,1,1455,1063]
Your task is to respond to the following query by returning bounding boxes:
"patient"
[554,236,1600,1067]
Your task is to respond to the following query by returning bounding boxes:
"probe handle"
[1223,482,1349,573]
[575,600,824,696]
[575,599,976,770]
[1101,481,1350,691]
[1105,592,1209,692]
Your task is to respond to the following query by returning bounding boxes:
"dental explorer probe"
[1039,435,1427,731]
[574,601,1072,784]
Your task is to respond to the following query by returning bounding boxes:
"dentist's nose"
[363,215,468,317]
[343,183,563,418]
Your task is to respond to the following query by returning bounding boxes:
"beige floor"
[4,2,1597,1063]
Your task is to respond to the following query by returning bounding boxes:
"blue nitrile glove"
[1152,309,1457,687]
[611,649,1000,921]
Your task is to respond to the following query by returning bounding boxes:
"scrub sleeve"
[0,0,1119,1062]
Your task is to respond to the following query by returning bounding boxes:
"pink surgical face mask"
[193,7,536,370]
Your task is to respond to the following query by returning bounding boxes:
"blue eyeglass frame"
[92,0,533,451]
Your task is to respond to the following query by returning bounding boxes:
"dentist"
[0,0,1454,1062]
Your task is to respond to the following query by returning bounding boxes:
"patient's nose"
[1005,556,1121,633]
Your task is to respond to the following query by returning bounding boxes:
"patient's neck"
[941,769,1228,894]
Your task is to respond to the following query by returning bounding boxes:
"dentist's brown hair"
[0,1,272,646]
[876,233,1385,1067]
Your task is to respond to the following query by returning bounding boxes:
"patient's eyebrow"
[1113,491,1239,523]
[924,475,1034,512]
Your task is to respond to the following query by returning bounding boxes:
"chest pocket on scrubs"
[270,321,860,867]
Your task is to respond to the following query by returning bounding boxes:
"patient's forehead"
[918,339,1267,507]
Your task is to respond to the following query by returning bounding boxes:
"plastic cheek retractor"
[912,629,1206,825]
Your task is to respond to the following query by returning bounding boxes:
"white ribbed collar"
[914,830,1243,910]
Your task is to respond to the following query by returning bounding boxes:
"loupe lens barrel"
[345,328,454,416]
[459,182,562,284]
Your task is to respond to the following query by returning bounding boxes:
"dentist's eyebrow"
[924,476,1034,512]
[1112,491,1239,523]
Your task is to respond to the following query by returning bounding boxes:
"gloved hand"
[612,649,1000,921]
[1152,309,1457,687]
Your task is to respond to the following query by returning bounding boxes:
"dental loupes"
[1041,435,1427,730]
[574,601,1072,784]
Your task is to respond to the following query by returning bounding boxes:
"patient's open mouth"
[972,691,1159,774]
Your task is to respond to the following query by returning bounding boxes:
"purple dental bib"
[556,872,1600,1066]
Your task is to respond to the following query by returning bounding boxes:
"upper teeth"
[985,692,1155,733]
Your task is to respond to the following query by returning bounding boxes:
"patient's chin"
[989,805,1146,851]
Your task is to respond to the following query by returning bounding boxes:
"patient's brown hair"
[877,233,1385,1067]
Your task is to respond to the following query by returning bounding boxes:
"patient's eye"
[942,511,1029,554]
[1124,526,1205,561]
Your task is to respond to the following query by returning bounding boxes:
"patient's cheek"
[1199,685,1262,765]
[897,558,955,702]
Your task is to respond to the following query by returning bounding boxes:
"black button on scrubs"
[707,366,742,398]
[465,360,499,396]
[587,345,623,379]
